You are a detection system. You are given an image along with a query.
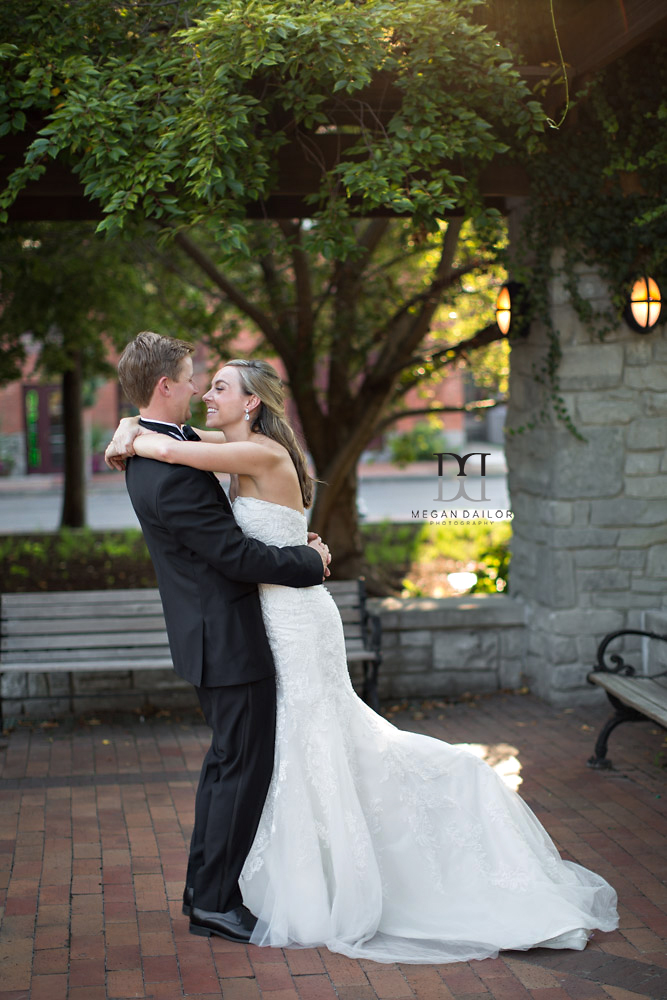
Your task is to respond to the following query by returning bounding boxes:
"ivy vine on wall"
[510,39,667,436]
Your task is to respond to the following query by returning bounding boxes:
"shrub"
[1,521,511,597]
[387,421,448,467]
[0,529,156,592]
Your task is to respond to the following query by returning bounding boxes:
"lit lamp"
[495,281,529,338]
[624,276,663,333]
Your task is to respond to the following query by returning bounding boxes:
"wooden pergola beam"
[480,0,667,79]
[560,0,667,78]
[0,133,529,222]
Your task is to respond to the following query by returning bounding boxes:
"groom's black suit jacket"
[125,420,323,688]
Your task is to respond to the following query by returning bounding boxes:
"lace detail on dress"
[231,495,618,964]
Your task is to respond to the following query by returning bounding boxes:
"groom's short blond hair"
[118,331,194,408]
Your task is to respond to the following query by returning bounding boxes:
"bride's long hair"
[225,359,314,508]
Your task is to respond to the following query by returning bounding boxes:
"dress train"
[233,496,618,964]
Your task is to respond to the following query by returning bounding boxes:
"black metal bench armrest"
[587,629,667,681]
[586,628,667,769]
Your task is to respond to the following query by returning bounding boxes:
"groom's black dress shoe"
[189,905,257,942]
[182,886,194,916]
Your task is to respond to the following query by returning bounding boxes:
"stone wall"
[2,595,528,719]
[505,259,667,705]
[366,594,527,700]
[645,610,667,675]
[1,667,198,720]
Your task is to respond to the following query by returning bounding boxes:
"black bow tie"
[140,420,221,487]
[137,419,201,442]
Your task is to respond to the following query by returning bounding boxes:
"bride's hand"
[308,533,331,578]
[104,416,146,471]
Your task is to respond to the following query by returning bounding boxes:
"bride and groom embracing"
[106,330,618,965]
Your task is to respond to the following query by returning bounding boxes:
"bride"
[111,357,618,964]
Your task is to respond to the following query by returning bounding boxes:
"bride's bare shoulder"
[250,433,291,458]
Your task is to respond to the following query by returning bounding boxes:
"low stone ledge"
[369,593,525,630]
[368,594,528,700]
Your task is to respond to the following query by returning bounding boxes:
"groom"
[108,331,328,942]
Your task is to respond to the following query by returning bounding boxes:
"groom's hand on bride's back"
[308,532,331,578]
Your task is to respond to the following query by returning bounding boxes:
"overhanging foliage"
[0,0,543,251]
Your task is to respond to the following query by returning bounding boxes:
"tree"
[0,0,544,569]
[0,222,213,526]
[168,215,509,572]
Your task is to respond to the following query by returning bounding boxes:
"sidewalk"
[1,692,666,1000]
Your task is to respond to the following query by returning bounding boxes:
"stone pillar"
[505,255,667,705]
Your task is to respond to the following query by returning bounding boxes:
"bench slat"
[2,602,358,615]
[345,650,381,662]
[5,585,363,604]
[2,632,169,652]
[589,672,667,729]
[1,588,162,606]
[5,622,366,645]
[2,602,164,621]
[4,644,170,662]
[2,658,175,672]
[2,617,169,636]
[325,594,361,607]
[337,607,364,623]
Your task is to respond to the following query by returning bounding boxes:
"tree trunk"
[60,351,85,529]
[311,467,364,580]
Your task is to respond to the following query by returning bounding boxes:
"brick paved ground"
[1,692,666,1000]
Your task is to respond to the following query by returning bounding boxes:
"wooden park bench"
[587,628,667,769]
[0,580,382,726]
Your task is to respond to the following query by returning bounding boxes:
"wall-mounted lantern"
[495,281,529,338]
[624,276,663,333]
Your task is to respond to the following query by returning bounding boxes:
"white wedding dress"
[234,496,618,964]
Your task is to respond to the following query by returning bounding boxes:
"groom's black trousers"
[188,677,276,913]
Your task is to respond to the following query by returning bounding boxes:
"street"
[0,461,510,532]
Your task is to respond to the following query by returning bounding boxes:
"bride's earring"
[244,409,250,421]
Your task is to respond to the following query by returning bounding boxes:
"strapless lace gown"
[234,496,618,964]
